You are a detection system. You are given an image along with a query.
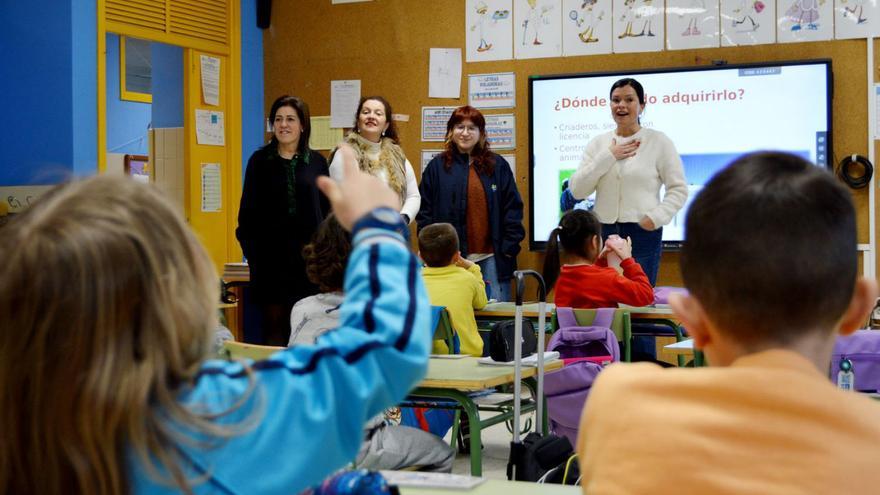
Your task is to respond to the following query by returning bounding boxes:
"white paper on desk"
[330,80,361,128]
[478,351,559,366]
[380,470,486,489]
[430,354,468,359]
[428,48,462,99]
[199,55,220,106]
[195,109,225,146]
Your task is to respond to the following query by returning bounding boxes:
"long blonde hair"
[0,175,236,493]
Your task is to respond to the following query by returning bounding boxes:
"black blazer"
[236,145,330,304]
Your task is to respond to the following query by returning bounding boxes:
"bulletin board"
[263,0,874,286]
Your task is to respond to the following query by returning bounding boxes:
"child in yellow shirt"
[578,151,880,494]
[419,223,489,356]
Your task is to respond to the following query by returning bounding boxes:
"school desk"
[662,338,706,367]
[399,479,579,494]
[408,356,564,477]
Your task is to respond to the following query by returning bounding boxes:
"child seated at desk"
[419,223,489,357]
[577,151,880,494]
[543,209,654,310]
[0,150,433,494]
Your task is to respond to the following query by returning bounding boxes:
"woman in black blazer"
[236,95,330,345]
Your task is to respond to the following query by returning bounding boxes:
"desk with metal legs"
[409,356,564,476]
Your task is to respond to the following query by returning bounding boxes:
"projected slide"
[529,61,831,247]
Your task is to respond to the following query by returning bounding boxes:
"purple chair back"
[653,286,688,305]
[545,307,620,445]
[830,330,880,393]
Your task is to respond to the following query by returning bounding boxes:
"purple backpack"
[544,307,620,445]
[829,330,880,393]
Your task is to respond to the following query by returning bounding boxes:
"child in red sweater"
[543,209,654,308]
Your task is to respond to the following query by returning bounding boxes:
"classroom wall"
[106,33,151,155]
[0,1,75,185]
[71,0,98,178]
[262,0,872,286]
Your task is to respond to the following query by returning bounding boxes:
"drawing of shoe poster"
[612,0,664,52]
[720,0,776,46]
[833,0,880,39]
[776,0,833,43]
[466,0,515,62]
[563,0,614,55]
[514,0,563,59]
[666,0,720,49]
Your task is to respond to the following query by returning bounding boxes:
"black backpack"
[489,318,537,362]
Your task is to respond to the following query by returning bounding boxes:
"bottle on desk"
[837,358,855,391]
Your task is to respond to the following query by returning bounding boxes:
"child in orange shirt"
[543,209,654,309]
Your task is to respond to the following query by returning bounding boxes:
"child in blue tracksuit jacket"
[0,147,430,495]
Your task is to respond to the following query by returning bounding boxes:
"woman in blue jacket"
[417,106,525,301]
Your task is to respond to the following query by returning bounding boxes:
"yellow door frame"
[96,0,243,269]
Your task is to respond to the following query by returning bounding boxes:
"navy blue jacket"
[417,152,525,281]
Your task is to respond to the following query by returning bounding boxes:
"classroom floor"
[448,412,536,479]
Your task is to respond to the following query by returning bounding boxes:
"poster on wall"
[720,0,776,45]
[485,114,516,149]
[834,0,880,39]
[429,48,462,98]
[330,80,361,128]
[468,72,516,109]
[421,149,444,172]
[562,0,613,55]
[200,163,221,213]
[612,0,665,52]
[200,55,220,106]
[195,109,225,146]
[514,0,563,59]
[666,0,721,49]
[422,106,458,141]
[466,0,515,61]
[776,0,833,42]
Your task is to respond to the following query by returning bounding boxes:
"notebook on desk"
[380,471,486,489]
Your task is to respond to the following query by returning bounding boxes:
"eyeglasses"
[453,124,479,134]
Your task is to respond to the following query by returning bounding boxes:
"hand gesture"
[638,216,656,231]
[610,138,640,160]
[317,145,399,231]
[605,234,633,261]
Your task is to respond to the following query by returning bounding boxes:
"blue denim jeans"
[477,256,511,302]
[600,222,663,286]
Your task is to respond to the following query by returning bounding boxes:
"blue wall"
[0,2,75,185]
[241,0,265,176]
[106,33,151,155]
[151,43,184,128]
[72,0,97,177]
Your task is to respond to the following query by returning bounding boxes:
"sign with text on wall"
[421,106,458,142]
[201,163,221,213]
[469,72,516,109]
[485,113,516,149]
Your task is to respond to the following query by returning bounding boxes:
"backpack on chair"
[544,307,620,446]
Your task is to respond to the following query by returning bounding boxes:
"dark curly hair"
[303,214,352,293]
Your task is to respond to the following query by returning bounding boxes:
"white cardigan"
[569,127,687,228]
[329,141,421,223]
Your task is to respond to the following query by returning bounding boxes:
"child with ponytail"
[543,209,654,309]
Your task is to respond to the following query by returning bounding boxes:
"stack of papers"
[380,470,486,489]
[477,351,560,366]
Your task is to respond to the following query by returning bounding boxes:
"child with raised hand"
[577,151,880,494]
[0,146,432,494]
[543,208,654,309]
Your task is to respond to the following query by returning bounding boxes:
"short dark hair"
[681,151,856,345]
[268,95,312,155]
[418,223,459,268]
[609,78,645,105]
[303,214,352,292]
[354,96,400,144]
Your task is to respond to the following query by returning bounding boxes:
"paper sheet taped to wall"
[195,110,225,146]
[310,116,344,150]
[201,163,222,213]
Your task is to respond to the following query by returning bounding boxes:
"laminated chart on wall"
[777,0,833,42]
[563,0,613,55]
[514,0,563,59]
[485,114,516,149]
[720,0,776,45]
[195,110,225,146]
[469,72,516,109]
[612,0,665,52]
[422,106,458,141]
[834,0,880,39]
[421,149,444,172]
[201,163,221,213]
[330,80,361,128]
[466,0,514,61]
[666,0,720,49]
[309,116,344,151]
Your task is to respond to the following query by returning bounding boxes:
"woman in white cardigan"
[330,96,420,224]
[569,78,688,285]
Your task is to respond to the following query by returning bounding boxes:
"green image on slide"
[559,169,595,217]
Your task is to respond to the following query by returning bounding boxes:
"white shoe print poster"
[563,0,614,55]
[720,0,776,45]
[834,0,880,39]
[612,0,665,52]
[666,0,720,49]
[466,0,515,62]
[776,0,833,43]
[514,0,563,59]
